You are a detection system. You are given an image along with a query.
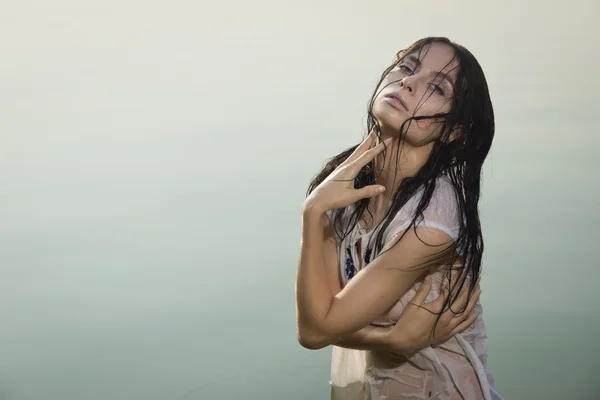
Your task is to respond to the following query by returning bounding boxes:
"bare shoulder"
[379,226,455,271]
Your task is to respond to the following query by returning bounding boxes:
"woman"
[295,37,502,399]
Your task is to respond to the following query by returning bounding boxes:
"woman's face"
[372,42,460,146]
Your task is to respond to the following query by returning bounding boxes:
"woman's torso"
[330,180,497,399]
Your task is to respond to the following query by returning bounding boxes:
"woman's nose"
[399,76,414,94]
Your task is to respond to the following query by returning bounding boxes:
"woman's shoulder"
[384,175,460,242]
[429,175,459,207]
[397,175,456,214]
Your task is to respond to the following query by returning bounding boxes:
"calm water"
[1,1,599,399]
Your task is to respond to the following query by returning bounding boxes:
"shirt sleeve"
[383,177,461,244]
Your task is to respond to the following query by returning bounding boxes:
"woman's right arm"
[299,217,393,350]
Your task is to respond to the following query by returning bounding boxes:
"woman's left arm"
[296,206,453,347]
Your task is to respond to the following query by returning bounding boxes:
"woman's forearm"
[334,325,393,351]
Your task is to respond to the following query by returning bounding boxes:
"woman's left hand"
[386,272,481,357]
[302,130,393,216]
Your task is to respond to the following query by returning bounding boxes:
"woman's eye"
[430,83,445,96]
[398,64,413,74]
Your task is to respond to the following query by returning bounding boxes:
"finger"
[449,310,478,337]
[455,289,481,322]
[447,283,470,313]
[427,280,451,311]
[454,290,481,324]
[350,137,393,173]
[447,273,478,313]
[352,184,387,201]
[448,267,469,293]
[410,274,433,305]
[456,275,482,313]
[456,274,480,291]
[345,130,378,164]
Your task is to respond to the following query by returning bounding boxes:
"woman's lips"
[384,94,409,112]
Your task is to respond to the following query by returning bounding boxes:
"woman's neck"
[370,131,432,211]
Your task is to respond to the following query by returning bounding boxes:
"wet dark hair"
[307,37,495,325]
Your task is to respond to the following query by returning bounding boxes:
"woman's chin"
[372,116,405,136]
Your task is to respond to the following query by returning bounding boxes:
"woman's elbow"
[297,327,331,350]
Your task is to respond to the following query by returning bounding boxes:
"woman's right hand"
[385,272,481,357]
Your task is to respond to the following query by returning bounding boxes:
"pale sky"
[1,1,598,399]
